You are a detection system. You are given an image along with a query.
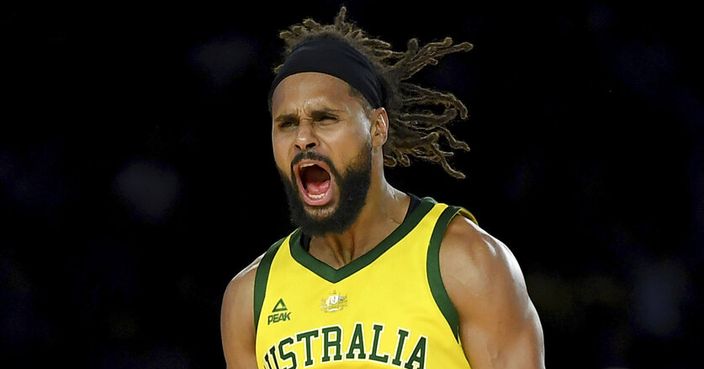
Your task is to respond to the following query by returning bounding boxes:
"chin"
[303,200,338,219]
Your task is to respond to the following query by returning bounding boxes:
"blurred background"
[1,1,702,368]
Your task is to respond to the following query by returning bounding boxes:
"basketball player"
[221,7,545,369]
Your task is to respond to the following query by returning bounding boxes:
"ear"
[370,107,389,148]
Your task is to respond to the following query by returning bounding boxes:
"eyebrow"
[274,107,344,123]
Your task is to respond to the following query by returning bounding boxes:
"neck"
[309,173,409,269]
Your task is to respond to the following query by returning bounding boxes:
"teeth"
[308,193,325,200]
[301,163,316,168]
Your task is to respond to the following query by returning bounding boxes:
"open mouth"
[295,160,334,206]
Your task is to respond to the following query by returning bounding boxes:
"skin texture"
[220,72,545,369]
[441,216,546,368]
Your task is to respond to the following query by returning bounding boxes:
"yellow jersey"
[254,196,477,369]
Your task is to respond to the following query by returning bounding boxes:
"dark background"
[2,1,702,368]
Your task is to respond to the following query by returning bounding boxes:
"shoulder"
[441,213,516,272]
[221,236,288,320]
[220,236,290,366]
[439,214,531,311]
[437,210,546,368]
[220,253,266,367]
[221,253,264,323]
[223,253,263,299]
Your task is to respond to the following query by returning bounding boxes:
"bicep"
[440,218,545,369]
[457,293,544,369]
[220,262,260,369]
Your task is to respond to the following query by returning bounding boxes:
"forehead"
[271,72,358,113]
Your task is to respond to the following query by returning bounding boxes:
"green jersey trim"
[427,205,463,341]
[254,237,285,334]
[289,197,436,283]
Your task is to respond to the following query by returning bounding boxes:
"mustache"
[290,150,336,174]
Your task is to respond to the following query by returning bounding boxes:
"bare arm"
[220,254,264,369]
[440,216,545,369]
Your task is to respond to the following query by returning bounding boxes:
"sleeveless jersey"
[254,197,477,369]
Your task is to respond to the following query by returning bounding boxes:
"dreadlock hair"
[274,6,473,179]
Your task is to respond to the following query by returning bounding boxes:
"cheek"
[342,127,371,153]
[325,123,369,151]
[272,135,292,173]
[330,135,371,170]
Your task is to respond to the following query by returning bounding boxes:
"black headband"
[269,37,386,108]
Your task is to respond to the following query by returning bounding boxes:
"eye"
[318,115,337,123]
[278,120,296,128]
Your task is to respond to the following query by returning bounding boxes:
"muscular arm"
[220,254,263,369]
[440,216,545,369]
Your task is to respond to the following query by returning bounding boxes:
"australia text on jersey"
[262,323,427,369]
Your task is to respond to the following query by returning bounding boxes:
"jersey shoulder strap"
[425,200,478,340]
[253,235,288,334]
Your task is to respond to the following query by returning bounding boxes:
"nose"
[294,123,318,151]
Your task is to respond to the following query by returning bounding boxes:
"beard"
[278,144,372,236]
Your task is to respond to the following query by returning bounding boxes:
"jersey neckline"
[288,196,436,283]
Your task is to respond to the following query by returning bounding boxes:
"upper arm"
[220,255,263,369]
[440,216,545,369]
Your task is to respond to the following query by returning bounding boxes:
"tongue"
[306,179,330,195]
[304,166,331,195]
